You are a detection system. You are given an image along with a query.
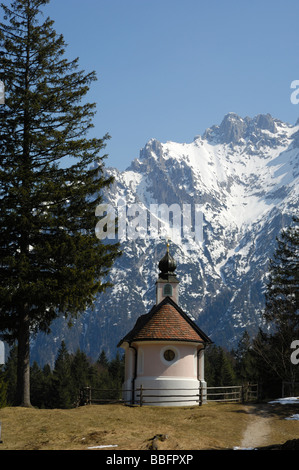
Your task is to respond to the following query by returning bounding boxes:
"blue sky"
[5,0,299,170]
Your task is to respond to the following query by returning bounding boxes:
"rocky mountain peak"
[254,113,277,132]
[140,138,163,160]
[219,112,247,143]
[203,112,278,145]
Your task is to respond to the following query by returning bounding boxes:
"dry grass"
[0,402,298,451]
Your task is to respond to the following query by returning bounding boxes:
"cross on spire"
[166,238,170,253]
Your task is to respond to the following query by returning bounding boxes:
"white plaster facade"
[121,340,207,406]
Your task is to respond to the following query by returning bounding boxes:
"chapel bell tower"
[156,242,179,305]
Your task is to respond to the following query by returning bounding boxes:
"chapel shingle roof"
[118,296,212,346]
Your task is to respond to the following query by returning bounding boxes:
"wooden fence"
[78,383,258,407]
[136,385,203,406]
[206,384,258,403]
[77,387,123,406]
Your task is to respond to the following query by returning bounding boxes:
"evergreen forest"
[0,332,297,409]
[0,216,298,409]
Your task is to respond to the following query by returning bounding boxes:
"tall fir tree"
[97,350,109,369]
[205,345,236,387]
[252,217,299,390]
[233,331,257,383]
[71,348,92,390]
[50,341,73,408]
[30,360,46,407]
[0,0,121,406]
[3,344,18,405]
[263,216,299,329]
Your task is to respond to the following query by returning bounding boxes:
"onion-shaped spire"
[158,240,177,275]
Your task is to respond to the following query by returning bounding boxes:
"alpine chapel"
[118,244,212,406]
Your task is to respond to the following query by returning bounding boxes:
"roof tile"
[118,297,211,345]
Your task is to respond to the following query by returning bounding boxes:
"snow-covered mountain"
[31,113,299,366]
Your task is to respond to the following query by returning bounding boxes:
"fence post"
[139,385,143,407]
[199,381,203,406]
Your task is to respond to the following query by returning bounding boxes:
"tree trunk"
[16,312,31,407]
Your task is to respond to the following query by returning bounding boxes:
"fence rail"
[136,385,202,406]
[78,383,258,407]
[206,384,259,403]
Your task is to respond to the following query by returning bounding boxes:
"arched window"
[163,283,173,297]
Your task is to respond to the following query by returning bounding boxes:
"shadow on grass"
[241,402,299,420]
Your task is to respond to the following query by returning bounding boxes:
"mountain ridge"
[30,112,299,366]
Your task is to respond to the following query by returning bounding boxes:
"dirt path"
[239,405,273,449]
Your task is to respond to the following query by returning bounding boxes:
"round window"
[163,349,175,362]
